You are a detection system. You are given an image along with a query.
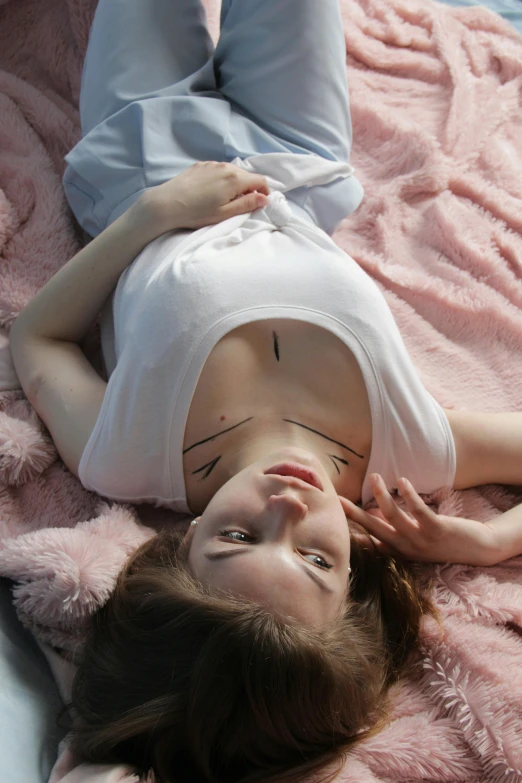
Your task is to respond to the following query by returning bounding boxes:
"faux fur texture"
[0,0,521,781]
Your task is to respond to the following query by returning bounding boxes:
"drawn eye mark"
[329,455,349,474]
[192,456,222,480]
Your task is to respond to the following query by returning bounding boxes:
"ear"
[182,516,201,543]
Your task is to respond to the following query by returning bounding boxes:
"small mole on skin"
[220,415,226,421]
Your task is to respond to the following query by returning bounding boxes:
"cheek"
[315,511,351,563]
[212,487,261,524]
[313,507,350,540]
[210,472,256,509]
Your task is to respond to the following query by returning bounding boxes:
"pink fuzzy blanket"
[1,0,522,781]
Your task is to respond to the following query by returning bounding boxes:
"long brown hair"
[64,525,434,783]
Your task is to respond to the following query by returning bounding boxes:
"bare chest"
[184,319,372,496]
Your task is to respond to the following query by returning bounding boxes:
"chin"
[265,446,320,465]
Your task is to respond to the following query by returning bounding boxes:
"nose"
[265,492,308,527]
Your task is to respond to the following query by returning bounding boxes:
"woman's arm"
[11,162,268,345]
[487,503,522,563]
[443,409,522,489]
[11,193,167,345]
[341,409,522,566]
[341,475,522,567]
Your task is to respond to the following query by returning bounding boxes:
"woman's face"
[186,455,352,628]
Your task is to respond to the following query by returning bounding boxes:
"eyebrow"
[282,419,364,459]
[183,417,254,454]
[183,416,363,459]
[204,548,335,595]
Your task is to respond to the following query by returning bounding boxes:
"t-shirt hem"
[433,401,457,490]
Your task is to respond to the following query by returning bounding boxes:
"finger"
[340,496,399,546]
[370,537,401,557]
[397,477,436,526]
[353,510,400,546]
[370,474,420,535]
[241,173,271,196]
[226,165,271,196]
[223,191,267,217]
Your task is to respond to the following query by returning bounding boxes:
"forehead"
[196,549,345,627]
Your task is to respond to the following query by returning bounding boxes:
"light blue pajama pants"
[62,0,364,238]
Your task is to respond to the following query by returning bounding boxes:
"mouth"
[264,462,324,491]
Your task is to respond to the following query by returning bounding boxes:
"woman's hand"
[146,160,271,233]
[339,473,501,566]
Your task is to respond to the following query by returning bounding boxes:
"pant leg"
[65,0,363,238]
[80,0,216,135]
[214,0,354,164]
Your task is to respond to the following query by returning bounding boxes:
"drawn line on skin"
[192,456,222,479]
[183,417,254,454]
[282,419,364,458]
[187,420,363,479]
[329,455,349,474]
[273,331,280,361]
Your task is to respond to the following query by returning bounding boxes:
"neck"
[184,414,366,514]
[224,416,343,484]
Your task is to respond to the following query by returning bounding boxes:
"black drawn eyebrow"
[183,417,254,454]
[282,419,364,459]
[185,417,364,459]
[186,417,363,484]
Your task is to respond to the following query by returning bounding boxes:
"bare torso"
[183,319,373,507]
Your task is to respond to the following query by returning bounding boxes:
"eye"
[302,553,333,570]
[217,529,255,543]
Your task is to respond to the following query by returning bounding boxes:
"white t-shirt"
[79,153,456,513]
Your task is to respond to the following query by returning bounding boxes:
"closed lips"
[264,463,323,491]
